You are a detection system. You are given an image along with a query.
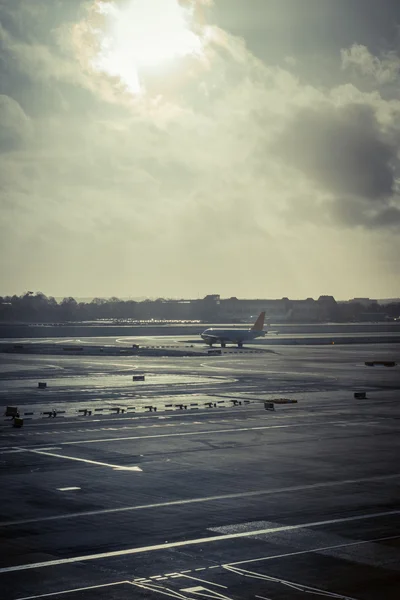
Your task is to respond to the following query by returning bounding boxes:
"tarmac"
[0,340,400,599]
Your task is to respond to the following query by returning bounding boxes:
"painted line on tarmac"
[1,509,400,573]
[19,448,142,472]
[178,573,227,589]
[1,472,400,528]
[224,565,358,600]
[1,414,269,439]
[10,419,371,448]
[5,406,262,429]
[15,581,131,600]
[226,533,400,567]
[13,533,400,599]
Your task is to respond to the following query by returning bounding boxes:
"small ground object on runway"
[271,398,298,404]
[43,410,57,418]
[231,399,242,406]
[38,382,47,389]
[13,417,23,428]
[264,401,275,411]
[78,408,92,416]
[132,375,145,381]
[365,361,396,367]
[354,392,367,399]
[5,406,19,418]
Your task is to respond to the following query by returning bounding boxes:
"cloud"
[274,101,399,200]
[341,44,400,86]
[327,195,400,230]
[273,99,400,229]
[0,95,31,151]
[0,0,400,296]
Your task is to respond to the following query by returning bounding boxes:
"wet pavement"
[0,342,400,599]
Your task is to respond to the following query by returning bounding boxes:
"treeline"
[0,292,399,323]
[0,292,190,322]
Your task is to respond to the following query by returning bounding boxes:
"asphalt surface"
[2,331,400,347]
[1,342,400,599]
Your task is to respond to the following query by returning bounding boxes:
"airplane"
[201,311,266,348]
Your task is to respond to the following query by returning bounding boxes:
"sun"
[91,0,208,94]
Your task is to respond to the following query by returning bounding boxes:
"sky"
[0,0,400,300]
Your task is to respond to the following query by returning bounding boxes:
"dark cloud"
[0,0,84,42]
[275,102,399,202]
[370,203,400,228]
[214,0,400,60]
[327,196,400,230]
[0,3,107,117]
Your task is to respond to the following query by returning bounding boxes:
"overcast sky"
[1,0,400,299]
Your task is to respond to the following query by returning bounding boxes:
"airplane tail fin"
[251,311,266,332]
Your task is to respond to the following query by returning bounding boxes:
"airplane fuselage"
[201,328,265,347]
[201,312,267,348]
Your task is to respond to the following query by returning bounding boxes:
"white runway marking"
[21,534,398,600]
[1,472,399,528]
[225,565,358,600]
[17,419,367,448]
[1,509,399,574]
[180,586,233,600]
[15,581,130,600]
[178,573,227,589]
[57,487,81,492]
[21,448,142,472]
[227,533,400,567]
[2,410,264,440]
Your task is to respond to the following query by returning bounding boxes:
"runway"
[0,341,400,598]
[0,344,399,416]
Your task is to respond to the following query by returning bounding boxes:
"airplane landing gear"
[238,342,243,348]
[221,342,226,348]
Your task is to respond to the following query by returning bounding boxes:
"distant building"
[317,295,338,321]
[349,298,378,307]
[192,295,336,323]
[193,294,221,320]
[152,294,341,323]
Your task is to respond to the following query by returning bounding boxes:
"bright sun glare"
[93,0,206,93]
